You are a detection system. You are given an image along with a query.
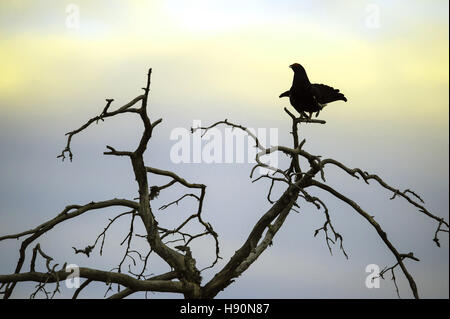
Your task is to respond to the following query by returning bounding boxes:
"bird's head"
[289,63,306,73]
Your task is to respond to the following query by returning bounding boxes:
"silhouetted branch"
[284,107,326,124]
[309,180,420,299]
[300,189,348,259]
[159,194,200,211]
[319,159,449,238]
[107,271,178,299]
[57,96,144,161]
[72,279,93,299]
[0,267,185,294]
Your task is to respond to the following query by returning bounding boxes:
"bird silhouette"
[280,63,347,118]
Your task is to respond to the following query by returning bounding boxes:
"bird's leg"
[300,111,309,119]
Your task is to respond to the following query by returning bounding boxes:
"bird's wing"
[279,90,290,98]
[311,84,347,104]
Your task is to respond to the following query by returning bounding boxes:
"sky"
[0,0,448,299]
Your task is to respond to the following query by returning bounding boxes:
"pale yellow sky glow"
[0,0,447,138]
[0,1,448,124]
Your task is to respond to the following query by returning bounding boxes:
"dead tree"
[0,69,447,299]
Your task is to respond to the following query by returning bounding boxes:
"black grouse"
[280,63,347,117]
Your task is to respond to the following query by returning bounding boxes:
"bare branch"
[159,194,200,211]
[0,199,138,298]
[57,96,144,161]
[299,189,348,259]
[72,279,93,299]
[146,166,204,189]
[284,107,326,124]
[320,159,449,237]
[310,180,420,299]
[0,268,185,294]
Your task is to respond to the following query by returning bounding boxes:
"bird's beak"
[289,64,293,69]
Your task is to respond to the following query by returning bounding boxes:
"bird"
[279,63,347,118]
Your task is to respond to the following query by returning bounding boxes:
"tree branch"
[309,180,420,299]
[0,268,184,294]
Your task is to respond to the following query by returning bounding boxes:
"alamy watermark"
[169,120,279,174]
[65,3,80,30]
[365,264,380,289]
[65,264,80,289]
[365,4,381,29]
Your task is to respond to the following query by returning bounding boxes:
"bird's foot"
[299,111,309,119]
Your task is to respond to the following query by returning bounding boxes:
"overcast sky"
[0,0,448,299]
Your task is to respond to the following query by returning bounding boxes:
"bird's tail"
[312,84,347,104]
[279,90,290,98]
[332,92,347,102]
